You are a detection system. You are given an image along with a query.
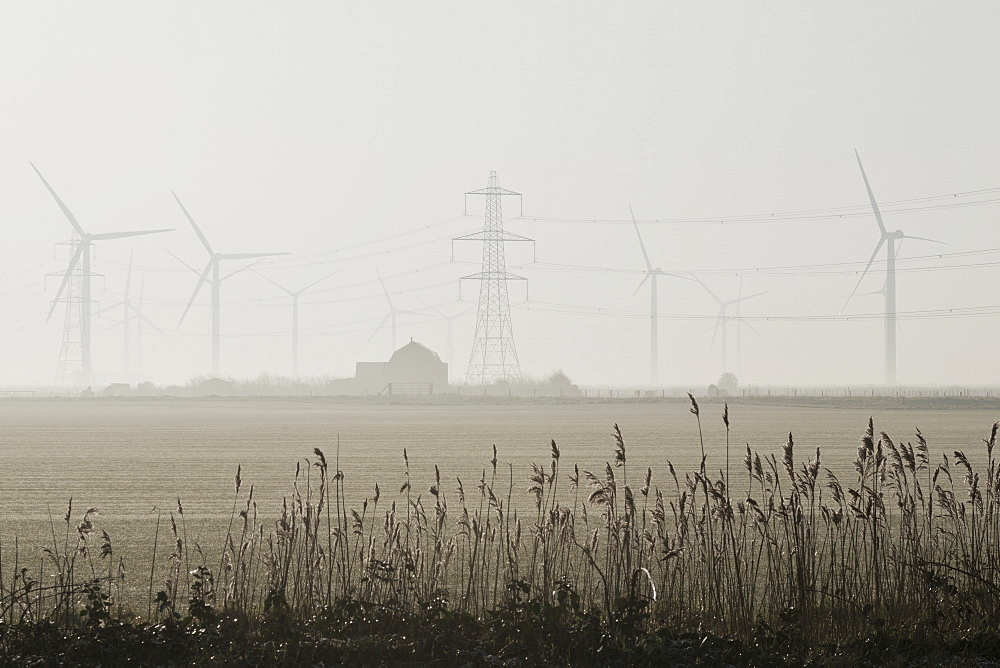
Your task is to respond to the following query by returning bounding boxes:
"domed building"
[354,339,449,395]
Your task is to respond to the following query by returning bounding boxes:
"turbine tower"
[732,276,766,379]
[99,255,164,374]
[692,275,765,376]
[843,150,944,385]
[366,269,426,356]
[629,206,686,385]
[454,172,532,385]
[33,164,172,387]
[419,300,475,366]
[173,191,287,377]
[136,274,147,375]
[254,269,339,377]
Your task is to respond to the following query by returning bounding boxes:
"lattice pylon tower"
[453,172,534,385]
[51,231,92,387]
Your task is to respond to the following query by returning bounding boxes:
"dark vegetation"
[2,402,1000,665]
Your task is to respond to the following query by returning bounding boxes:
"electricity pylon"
[33,164,173,387]
[454,172,533,385]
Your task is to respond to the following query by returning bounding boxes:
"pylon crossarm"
[459,272,526,281]
[453,232,489,241]
[465,186,521,196]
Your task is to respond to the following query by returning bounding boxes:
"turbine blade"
[89,229,173,241]
[854,149,887,236]
[218,252,288,260]
[690,272,722,305]
[130,304,165,335]
[178,261,214,328]
[730,290,767,305]
[630,205,653,272]
[742,319,766,340]
[222,259,266,282]
[166,249,203,277]
[630,273,651,300]
[46,243,85,322]
[365,313,392,346]
[418,299,447,318]
[653,270,693,281]
[97,301,125,318]
[300,269,341,292]
[709,311,723,351]
[375,269,393,309]
[842,238,885,313]
[252,270,294,296]
[124,252,133,297]
[900,234,946,245]
[31,164,86,236]
[171,190,214,256]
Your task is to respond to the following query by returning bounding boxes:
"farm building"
[355,339,448,395]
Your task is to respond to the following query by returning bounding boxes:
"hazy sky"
[2,2,999,387]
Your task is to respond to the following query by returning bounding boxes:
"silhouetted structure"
[355,339,448,395]
[454,172,532,385]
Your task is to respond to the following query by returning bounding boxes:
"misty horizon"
[2,3,999,389]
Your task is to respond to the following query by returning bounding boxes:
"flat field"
[0,397,995,596]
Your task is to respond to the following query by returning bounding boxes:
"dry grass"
[1,405,1000,659]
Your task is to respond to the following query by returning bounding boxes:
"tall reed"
[3,411,1000,650]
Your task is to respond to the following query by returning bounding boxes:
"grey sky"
[2,2,999,386]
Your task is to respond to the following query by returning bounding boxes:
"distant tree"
[718,372,739,394]
[547,370,580,395]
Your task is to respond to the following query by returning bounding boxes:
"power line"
[515,192,1000,227]
[509,135,1000,178]
[449,245,1000,279]
[512,300,1000,323]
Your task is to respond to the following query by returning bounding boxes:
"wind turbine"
[418,300,475,365]
[366,269,426,356]
[172,191,287,377]
[842,150,944,385]
[629,206,686,385]
[692,274,765,376]
[32,164,172,385]
[732,276,766,379]
[254,269,340,377]
[99,254,164,374]
[137,274,147,374]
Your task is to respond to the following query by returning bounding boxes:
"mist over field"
[1,3,999,392]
